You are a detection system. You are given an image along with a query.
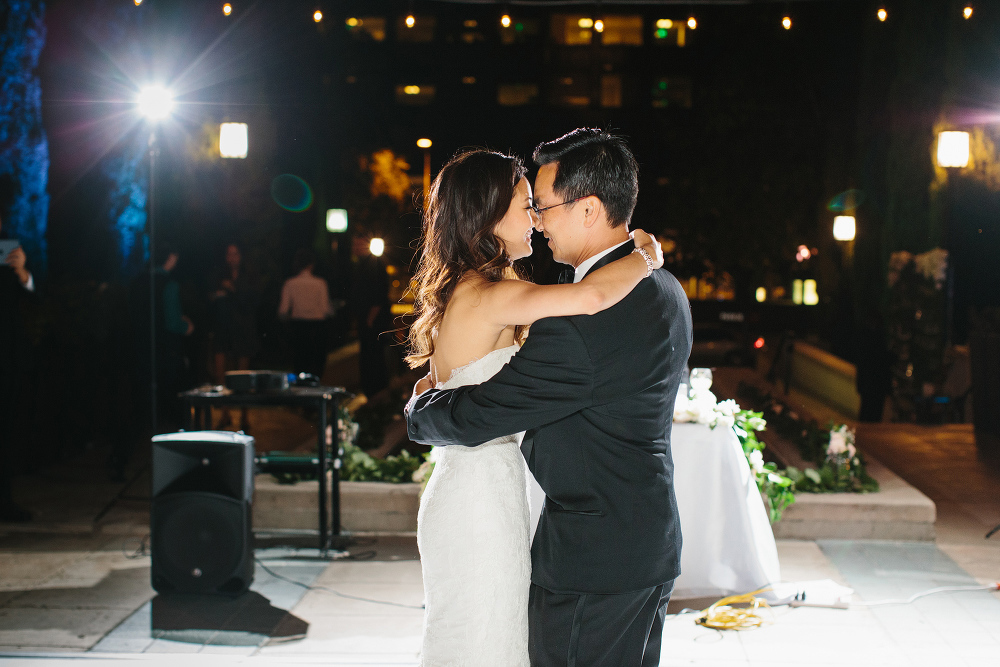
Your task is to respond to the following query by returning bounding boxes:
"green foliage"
[731,410,796,523]
[737,382,879,495]
[340,443,423,483]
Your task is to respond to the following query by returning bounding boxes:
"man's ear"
[580,196,602,229]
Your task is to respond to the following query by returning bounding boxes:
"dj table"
[178,385,351,553]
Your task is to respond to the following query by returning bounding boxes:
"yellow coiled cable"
[695,586,773,630]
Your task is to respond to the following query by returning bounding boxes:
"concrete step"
[713,367,937,541]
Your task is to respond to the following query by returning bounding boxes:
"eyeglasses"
[526,194,595,219]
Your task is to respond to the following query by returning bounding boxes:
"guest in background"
[209,243,259,429]
[279,248,333,378]
[350,235,391,398]
[0,212,37,521]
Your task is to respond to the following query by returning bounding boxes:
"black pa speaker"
[151,431,255,595]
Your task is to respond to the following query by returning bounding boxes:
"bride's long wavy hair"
[405,149,529,369]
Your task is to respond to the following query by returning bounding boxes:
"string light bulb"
[594,18,604,33]
[782,16,792,30]
[964,5,973,19]
[687,16,697,30]
[501,14,511,28]
[223,3,232,16]
[877,7,887,22]
[406,14,416,28]
[313,10,323,23]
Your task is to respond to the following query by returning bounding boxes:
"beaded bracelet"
[633,246,654,278]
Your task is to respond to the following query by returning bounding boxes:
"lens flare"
[271,174,314,212]
[137,85,174,121]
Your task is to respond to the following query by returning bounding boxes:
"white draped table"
[527,422,780,599]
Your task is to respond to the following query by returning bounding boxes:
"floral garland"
[675,391,795,523]
[736,382,879,493]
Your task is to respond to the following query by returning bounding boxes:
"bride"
[405,149,663,665]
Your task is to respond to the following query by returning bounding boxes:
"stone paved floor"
[2,370,1000,665]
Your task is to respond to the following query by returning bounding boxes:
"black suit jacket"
[406,241,693,594]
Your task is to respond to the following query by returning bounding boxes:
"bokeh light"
[501,14,511,28]
[223,3,232,16]
[964,6,973,19]
[578,18,594,29]
[416,138,432,148]
[937,131,970,168]
[782,16,792,30]
[271,174,314,211]
[369,238,385,257]
[755,287,766,303]
[877,8,887,22]
[219,123,248,158]
[406,14,415,28]
[656,19,673,29]
[313,10,323,23]
[833,216,856,242]
[594,19,605,33]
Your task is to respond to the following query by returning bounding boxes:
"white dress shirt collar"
[573,239,632,284]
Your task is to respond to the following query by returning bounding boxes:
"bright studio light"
[137,85,174,121]
[833,216,856,242]
[369,238,385,257]
[501,14,511,28]
[416,138,432,148]
[219,123,248,158]
[937,131,970,168]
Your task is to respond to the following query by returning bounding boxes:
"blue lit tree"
[0,0,49,277]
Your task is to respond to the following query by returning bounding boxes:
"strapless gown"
[416,345,530,666]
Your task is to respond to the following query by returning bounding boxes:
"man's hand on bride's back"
[631,229,664,271]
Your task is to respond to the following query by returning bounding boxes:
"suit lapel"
[581,239,636,281]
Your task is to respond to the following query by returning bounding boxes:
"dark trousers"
[528,580,674,667]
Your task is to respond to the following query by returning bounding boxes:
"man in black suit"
[406,129,693,666]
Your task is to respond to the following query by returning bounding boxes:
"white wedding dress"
[417,344,531,666]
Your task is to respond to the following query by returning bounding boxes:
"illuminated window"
[551,75,590,107]
[395,84,436,105]
[600,75,622,108]
[500,18,540,45]
[651,77,692,109]
[652,20,686,47]
[551,14,593,45]
[345,16,386,41]
[599,15,643,46]
[497,83,539,106]
[397,15,435,42]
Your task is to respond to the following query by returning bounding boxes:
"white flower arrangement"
[826,425,858,465]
